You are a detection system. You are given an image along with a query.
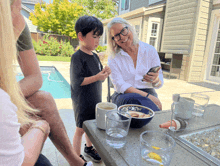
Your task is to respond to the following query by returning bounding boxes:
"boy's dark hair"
[75,15,103,37]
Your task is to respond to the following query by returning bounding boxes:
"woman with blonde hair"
[0,0,51,165]
[107,17,163,114]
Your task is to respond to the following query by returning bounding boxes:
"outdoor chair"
[107,77,114,102]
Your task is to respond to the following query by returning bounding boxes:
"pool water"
[16,66,71,99]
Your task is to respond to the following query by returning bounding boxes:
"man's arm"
[18,48,43,98]
[17,23,42,98]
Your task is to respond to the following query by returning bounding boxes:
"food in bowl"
[118,104,155,128]
[128,111,150,118]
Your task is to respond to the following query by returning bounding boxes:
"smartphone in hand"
[147,66,160,75]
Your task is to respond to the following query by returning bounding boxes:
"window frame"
[146,17,161,50]
[119,0,130,15]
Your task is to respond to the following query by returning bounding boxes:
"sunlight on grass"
[37,55,71,62]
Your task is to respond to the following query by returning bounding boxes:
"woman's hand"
[143,67,161,83]
[148,94,162,110]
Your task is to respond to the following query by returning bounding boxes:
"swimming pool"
[16,66,71,99]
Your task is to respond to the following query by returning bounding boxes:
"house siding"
[161,0,212,82]
[187,0,213,82]
[130,0,149,11]
[161,0,197,54]
[126,17,143,40]
[130,0,166,11]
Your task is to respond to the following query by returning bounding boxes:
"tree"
[72,0,117,20]
[30,0,84,38]
[30,0,117,38]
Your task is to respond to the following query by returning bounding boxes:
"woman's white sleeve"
[0,89,24,166]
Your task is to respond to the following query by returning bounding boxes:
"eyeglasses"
[111,26,129,41]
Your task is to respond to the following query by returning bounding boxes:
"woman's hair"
[0,0,38,125]
[106,17,139,58]
[75,15,103,37]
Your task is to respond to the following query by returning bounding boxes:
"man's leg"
[25,90,84,166]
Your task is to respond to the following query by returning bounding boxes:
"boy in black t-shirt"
[70,15,111,163]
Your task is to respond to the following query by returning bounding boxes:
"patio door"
[206,16,220,82]
[147,17,160,51]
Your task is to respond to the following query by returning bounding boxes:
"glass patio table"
[83,104,220,166]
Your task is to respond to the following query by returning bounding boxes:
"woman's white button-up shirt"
[108,41,164,94]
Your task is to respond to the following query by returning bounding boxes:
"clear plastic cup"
[140,131,176,166]
[105,110,131,149]
[191,93,209,117]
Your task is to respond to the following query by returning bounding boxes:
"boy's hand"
[103,66,111,75]
[96,70,108,81]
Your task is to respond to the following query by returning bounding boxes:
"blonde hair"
[0,0,38,125]
[106,17,139,58]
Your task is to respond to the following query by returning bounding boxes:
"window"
[149,0,163,5]
[149,23,158,47]
[147,17,160,50]
[119,0,130,15]
[205,9,220,82]
[210,26,220,77]
[149,37,156,46]
[151,23,158,36]
[149,23,159,47]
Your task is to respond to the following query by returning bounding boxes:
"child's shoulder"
[92,51,99,57]
[71,50,83,59]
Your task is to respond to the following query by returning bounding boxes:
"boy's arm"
[80,69,108,86]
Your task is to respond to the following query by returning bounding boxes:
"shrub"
[60,40,75,57]
[33,34,74,57]
[95,45,107,53]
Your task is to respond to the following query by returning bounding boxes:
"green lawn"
[37,55,71,62]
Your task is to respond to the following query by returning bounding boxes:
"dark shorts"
[35,154,53,166]
[112,88,160,111]
[72,102,96,128]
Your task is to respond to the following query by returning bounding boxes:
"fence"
[31,32,79,48]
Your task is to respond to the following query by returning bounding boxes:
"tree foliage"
[30,0,84,38]
[72,0,117,20]
[30,0,117,38]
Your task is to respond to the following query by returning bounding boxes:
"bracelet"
[31,125,46,134]
[83,163,87,166]
[146,93,150,98]
[153,80,160,87]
